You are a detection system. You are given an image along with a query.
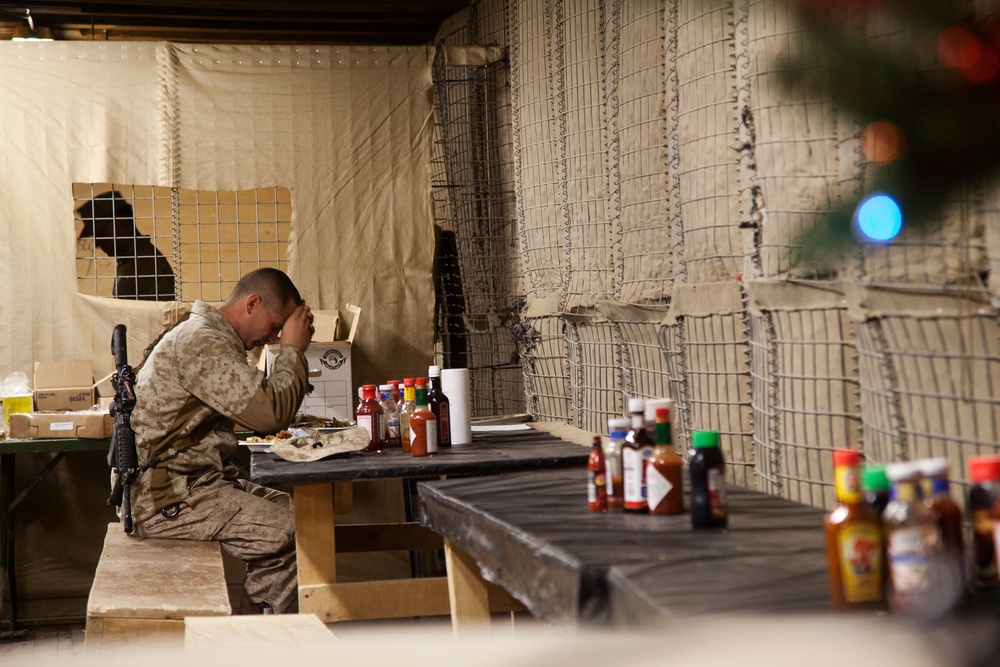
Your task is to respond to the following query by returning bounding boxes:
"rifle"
[107,324,139,534]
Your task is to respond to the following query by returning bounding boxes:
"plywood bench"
[185,614,338,649]
[86,522,231,649]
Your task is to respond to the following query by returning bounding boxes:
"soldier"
[128,267,314,613]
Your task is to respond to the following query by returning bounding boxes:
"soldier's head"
[221,268,303,350]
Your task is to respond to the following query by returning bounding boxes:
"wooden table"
[0,436,110,630]
[418,468,831,630]
[249,424,590,623]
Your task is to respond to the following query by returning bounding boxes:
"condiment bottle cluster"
[354,365,452,456]
[825,449,979,616]
[587,397,728,530]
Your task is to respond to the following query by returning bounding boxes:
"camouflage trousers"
[133,478,298,613]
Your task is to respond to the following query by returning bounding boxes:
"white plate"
[238,441,273,453]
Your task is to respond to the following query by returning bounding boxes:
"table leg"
[1,453,16,631]
[293,481,452,622]
[443,538,492,634]
[292,482,338,599]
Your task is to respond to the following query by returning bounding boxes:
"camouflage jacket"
[129,300,308,523]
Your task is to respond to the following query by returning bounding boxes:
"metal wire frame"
[765,306,862,509]
[615,0,673,305]
[430,33,526,415]
[511,0,564,299]
[615,316,674,410]
[517,314,572,422]
[748,311,782,496]
[660,312,755,488]
[744,0,851,280]
[74,183,290,303]
[674,0,744,285]
[856,311,1000,512]
[565,317,624,434]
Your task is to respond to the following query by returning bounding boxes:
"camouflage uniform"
[129,300,308,613]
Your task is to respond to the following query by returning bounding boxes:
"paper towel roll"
[441,368,471,445]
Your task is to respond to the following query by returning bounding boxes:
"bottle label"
[588,471,607,503]
[357,414,376,445]
[387,413,400,439]
[835,465,861,504]
[887,526,934,593]
[646,464,673,510]
[836,522,883,603]
[623,446,654,508]
[707,466,727,518]
[974,509,998,579]
[426,420,438,454]
[604,459,615,496]
[438,403,451,445]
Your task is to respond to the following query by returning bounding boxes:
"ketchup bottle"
[355,384,383,453]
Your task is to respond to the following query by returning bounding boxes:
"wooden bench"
[185,614,338,649]
[86,522,231,649]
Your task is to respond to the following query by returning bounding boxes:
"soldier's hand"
[281,304,315,352]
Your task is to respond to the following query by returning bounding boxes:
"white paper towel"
[441,368,472,445]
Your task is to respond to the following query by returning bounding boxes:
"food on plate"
[245,429,293,443]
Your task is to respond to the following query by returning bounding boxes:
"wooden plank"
[85,617,185,650]
[185,614,337,649]
[292,483,338,595]
[87,524,230,620]
[300,577,451,622]
[334,522,444,553]
[444,539,491,634]
[334,480,353,514]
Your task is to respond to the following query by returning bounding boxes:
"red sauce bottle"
[408,378,435,457]
[647,407,684,515]
[968,456,1000,585]
[355,384,383,453]
[588,435,608,512]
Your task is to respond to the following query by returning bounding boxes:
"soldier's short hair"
[230,268,302,309]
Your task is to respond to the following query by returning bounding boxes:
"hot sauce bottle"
[623,398,655,513]
[356,384,383,453]
[399,378,416,453]
[824,448,885,611]
[587,435,608,512]
[647,407,684,515]
[969,456,1000,585]
[408,378,436,457]
[379,384,401,449]
[605,418,628,511]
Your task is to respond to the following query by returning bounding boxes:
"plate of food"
[240,429,298,453]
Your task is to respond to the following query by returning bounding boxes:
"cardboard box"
[34,360,96,412]
[9,410,113,439]
[264,304,360,423]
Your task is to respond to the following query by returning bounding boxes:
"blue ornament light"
[854,193,902,243]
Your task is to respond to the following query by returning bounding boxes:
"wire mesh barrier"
[856,308,1000,512]
[517,314,572,422]
[661,311,755,489]
[73,183,290,303]
[616,0,673,305]
[673,0,744,286]
[429,0,1000,507]
[750,296,862,508]
[565,317,624,434]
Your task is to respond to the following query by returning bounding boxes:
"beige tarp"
[0,41,435,622]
